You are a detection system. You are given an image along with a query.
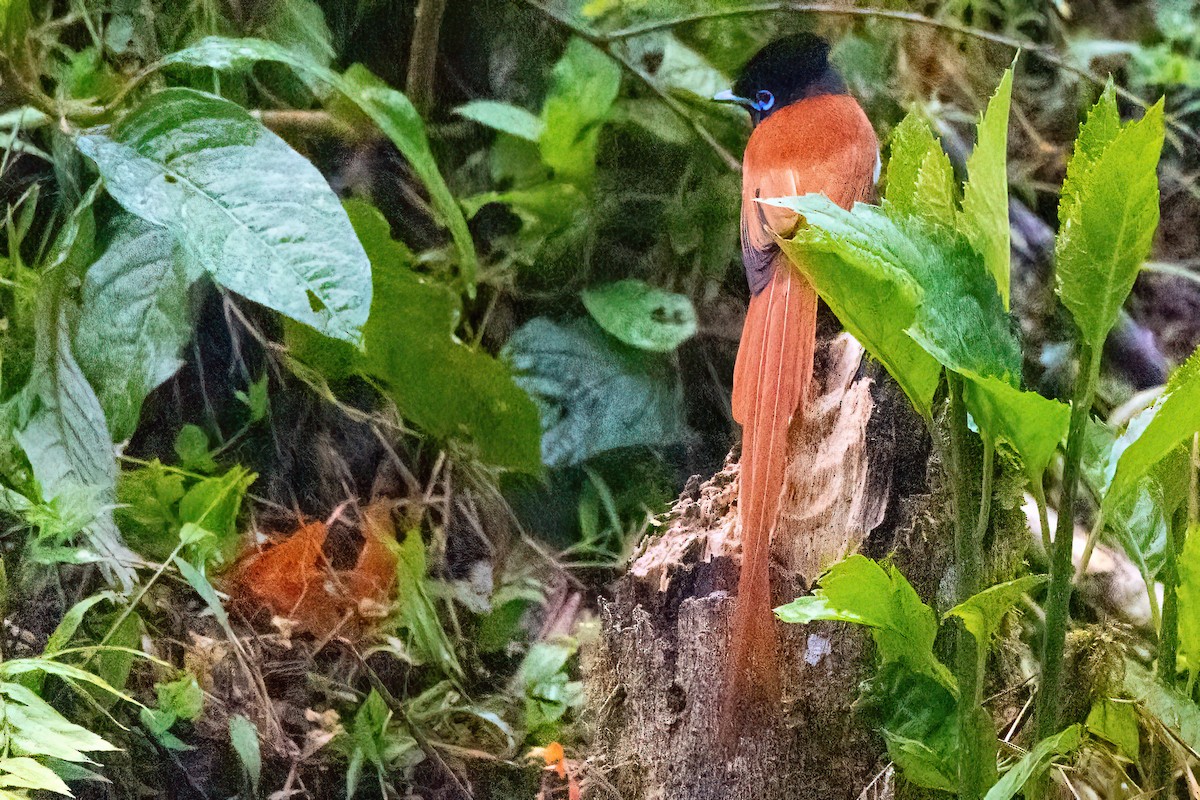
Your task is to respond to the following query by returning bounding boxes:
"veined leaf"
[581,279,697,352]
[884,111,957,229]
[945,574,1045,645]
[161,36,478,293]
[76,88,370,343]
[73,214,195,441]
[504,317,687,467]
[1086,698,1140,760]
[1106,347,1200,508]
[775,555,953,689]
[455,100,544,142]
[983,724,1082,800]
[963,377,1070,482]
[959,66,1014,308]
[1055,89,1165,352]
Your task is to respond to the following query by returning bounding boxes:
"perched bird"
[714,33,880,737]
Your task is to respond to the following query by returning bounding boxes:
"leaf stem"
[948,374,986,800]
[1035,342,1097,742]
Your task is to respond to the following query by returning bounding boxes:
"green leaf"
[1178,524,1200,683]
[581,280,697,352]
[257,0,334,69]
[1055,89,1165,352]
[174,424,217,473]
[0,681,120,762]
[540,38,621,183]
[0,757,71,796]
[505,317,687,467]
[963,377,1070,483]
[983,724,1082,800]
[958,65,1014,308]
[160,36,479,294]
[455,100,544,142]
[76,88,371,344]
[228,714,261,795]
[1107,348,1200,508]
[174,556,231,631]
[344,202,540,471]
[1086,698,1140,760]
[945,574,1046,645]
[73,214,195,441]
[177,465,256,566]
[861,664,958,791]
[44,591,117,656]
[883,111,957,229]
[157,674,203,722]
[775,555,952,688]
[395,528,463,679]
[1125,660,1200,753]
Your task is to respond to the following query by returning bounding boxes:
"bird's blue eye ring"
[754,90,775,111]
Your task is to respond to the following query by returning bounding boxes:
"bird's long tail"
[722,263,817,742]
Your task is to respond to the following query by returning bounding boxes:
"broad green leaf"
[174,424,217,473]
[581,279,697,352]
[257,0,334,69]
[945,574,1046,645]
[0,756,72,795]
[983,724,1082,800]
[1086,698,1140,760]
[73,214,194,441]
[775,555,952,688]
[1125,660,1200,753]
[77,88,371,343]
[963,377,1070,482]
[162,37,478,293]
[540,38,621,183]
[958,66,1014,308]
[1055,90,1164,352]
[229,715,261,795]
[455,100,544,142]
[177,465,255,565]
[772,212,939,418]
[345,202,540,471]
[1178,524,1200,683]
[860,664,958,791]
[883,111,957,229]
[157,674,203,722]
[505,317,687,467]
[44,591,116,656]
[1107,348,1200,507]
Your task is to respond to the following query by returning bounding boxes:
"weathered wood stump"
[585,334,939,800]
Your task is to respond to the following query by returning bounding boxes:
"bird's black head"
[715,33,845,125]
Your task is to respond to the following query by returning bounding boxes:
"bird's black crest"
[733,33,845,122]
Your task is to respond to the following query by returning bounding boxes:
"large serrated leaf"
[963,376,1069,482]
[958,66,1014,308]
[73,214,195,441]
[945,574,1046,645]
[884,112,958,229]
[76,88,370,343]
[1055,90,1164,352]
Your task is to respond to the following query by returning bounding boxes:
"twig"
[515,0,1200,148]
[407,0,449,116]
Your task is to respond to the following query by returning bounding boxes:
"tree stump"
[585,334,938,800]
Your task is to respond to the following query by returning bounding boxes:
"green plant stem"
[1152,515,1182,793]
[948,374,986,800]
[1035,343,1098,742]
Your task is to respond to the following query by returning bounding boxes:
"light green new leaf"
[1055,89,1164,352]
[1107,347,1200,507]
[963,377,1070,482]
[455,100,544,142]
[162,36,478,293]
[983,724,1082,800]
[581,279,697,352]
[959,66,1014,308]
[77,88,371,343]
[1178,524,1200,683]
[1086,698,1140,760]
[0,757,71,796]
[775,555,952,689]
[884,111,957,229]
[540,38,621,183]
[395,528,463,679]
[505,317,687,467]
[73,214,195,441]
[945,574,1046,645]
